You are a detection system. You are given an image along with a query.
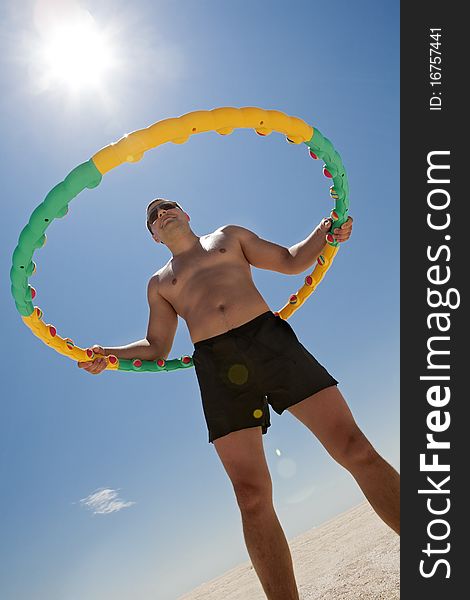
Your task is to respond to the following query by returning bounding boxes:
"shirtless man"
[78,198,400,600]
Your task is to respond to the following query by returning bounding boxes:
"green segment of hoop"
[118,357,194,372]
[305,128,350,238]
[11,160,102,317]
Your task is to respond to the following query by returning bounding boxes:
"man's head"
[146,198,191,245]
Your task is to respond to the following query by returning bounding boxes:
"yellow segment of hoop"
[92,107,313,175]
[277,243,339,320]
[22,311,119,369]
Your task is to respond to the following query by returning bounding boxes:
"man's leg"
[288,385,400,534]
[214,427,300,600]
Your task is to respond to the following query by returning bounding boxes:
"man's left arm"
[227,217,353,275]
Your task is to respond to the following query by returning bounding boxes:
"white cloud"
[80,487,135,515]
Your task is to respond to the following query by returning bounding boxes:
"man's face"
[146,200,189,243]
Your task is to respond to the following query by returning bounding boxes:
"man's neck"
[167,230,201,257]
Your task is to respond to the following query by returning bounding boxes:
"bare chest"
[158,233,247,302]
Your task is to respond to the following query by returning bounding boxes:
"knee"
[332,430,379,472]
[232,480,273,514]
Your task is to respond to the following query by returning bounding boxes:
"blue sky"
[0,1,399,598]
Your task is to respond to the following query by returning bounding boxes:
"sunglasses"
[146,201,181,233]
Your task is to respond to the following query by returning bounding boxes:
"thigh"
[251,317,338,415]
[287,385,366,459]
[213,427,272,492]
[194,342,271,443]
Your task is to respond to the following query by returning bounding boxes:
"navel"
[172,278,177,285]
[219,248,226,253]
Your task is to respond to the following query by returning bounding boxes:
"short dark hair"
[146,198,182,234]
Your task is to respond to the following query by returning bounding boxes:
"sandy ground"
[178,502,399,600]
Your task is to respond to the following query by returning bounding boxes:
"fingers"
[77,351,108,375]
[332,228,349,242]
[88,358,108,374]
[332,231,349,242]
[78,358,107,374]
[340,216,353,229]
[333,216,353,243]
[321,216,353,241]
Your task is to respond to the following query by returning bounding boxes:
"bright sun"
[39,16,115,90]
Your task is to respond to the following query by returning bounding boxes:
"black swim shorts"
[193,311,338,443]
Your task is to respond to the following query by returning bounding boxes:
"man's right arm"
[78,275,178,374]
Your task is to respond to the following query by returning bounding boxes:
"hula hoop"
[10,107,350,373]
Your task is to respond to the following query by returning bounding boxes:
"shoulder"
[216,224,258,241]
[147,274,160,301]
[147,261,171,297]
